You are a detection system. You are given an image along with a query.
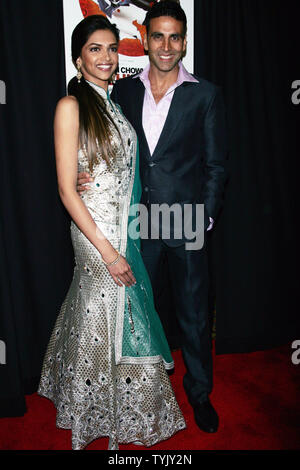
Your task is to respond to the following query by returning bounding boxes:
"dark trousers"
[141,237,213,405]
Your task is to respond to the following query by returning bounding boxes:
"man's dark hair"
[143,1,187,37]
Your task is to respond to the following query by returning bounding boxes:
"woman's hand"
[77,172,93,194]
[106,255,136,287]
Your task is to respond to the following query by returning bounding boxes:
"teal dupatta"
[114,141,174,370]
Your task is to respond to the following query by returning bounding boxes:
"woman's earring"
[110,65,119,85]
[76,64,82,83]
[111,73,116,85]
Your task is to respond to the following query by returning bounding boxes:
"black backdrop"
[195,0,300,353]
[0,0,74,417]
[0,0,299,418]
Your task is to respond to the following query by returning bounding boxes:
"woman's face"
[77,29,118,90]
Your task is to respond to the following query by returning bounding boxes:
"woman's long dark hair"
[68,15,120,171]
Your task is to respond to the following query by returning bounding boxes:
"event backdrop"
[63,0,194,87]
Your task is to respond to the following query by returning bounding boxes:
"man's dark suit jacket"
[111,74,227,246]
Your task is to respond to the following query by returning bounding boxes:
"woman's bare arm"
[54,96,135,287]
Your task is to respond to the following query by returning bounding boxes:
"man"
[77,1,227,433]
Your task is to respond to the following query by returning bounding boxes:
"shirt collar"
[134,61,199,91]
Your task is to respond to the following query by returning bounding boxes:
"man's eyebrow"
[150,32,183,37]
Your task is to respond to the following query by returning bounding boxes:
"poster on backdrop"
[63,0,194,88]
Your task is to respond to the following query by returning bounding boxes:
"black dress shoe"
[193,399,219,433]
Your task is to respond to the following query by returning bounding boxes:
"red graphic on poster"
[79,0,149,57]
[79,0,106,17]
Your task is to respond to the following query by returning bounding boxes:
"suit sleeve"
[202,87,228,220]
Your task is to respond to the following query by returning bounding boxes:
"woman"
[38,15,185,450]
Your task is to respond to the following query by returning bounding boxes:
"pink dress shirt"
[134,61,214,231]
[134,61,199,155]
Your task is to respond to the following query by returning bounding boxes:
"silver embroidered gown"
[38,81,186,450]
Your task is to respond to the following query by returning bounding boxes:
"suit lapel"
[131,79,151,160]
[151,84,187,160]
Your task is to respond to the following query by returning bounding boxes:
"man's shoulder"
[186,74,220,96]
[111,75,143,109]
[113,75,141,91]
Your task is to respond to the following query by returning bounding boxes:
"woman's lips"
[96,64,113,71]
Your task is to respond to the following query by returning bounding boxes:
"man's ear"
[143,32,149,52]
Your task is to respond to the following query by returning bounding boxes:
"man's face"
[143,16,187,74]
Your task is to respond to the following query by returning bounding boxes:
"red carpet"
[0,343,299,450]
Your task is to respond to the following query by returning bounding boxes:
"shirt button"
[144,187,149,192]
[149,162,156,167]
